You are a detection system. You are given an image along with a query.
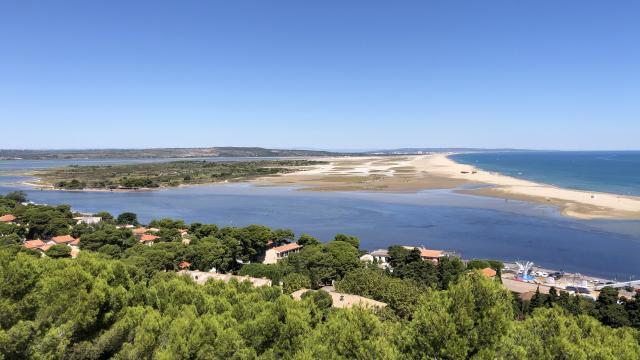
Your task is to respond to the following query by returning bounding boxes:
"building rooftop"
[132,227,148,235]
[140,234,159,242]
[420,248,443,258]
[51,235,77,244]
[270,242,302,253]
[369,249,389,257]
[480,267,497,277]
[23,240,46,249]
[0,214,16,222]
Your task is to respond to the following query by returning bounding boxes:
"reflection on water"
[1,181,639,280]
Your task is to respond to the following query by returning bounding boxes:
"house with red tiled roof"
[23,240,53,256]
[47,235,81,256]
[419,248,443,263]
[140,234,159,245]
[132,227,148,236]
[23,240,46,250]
[402,246,445,264]
[263,243,302,264]
[0,214,16,223]
[50,235,78,245]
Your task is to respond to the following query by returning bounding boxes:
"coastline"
[11,154,640,219]
[253,154,640,220]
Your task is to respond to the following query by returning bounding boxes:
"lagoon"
[1,176,639,279]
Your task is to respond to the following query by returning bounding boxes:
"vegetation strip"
[27,159,324,190]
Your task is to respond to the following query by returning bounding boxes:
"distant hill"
[0,147,345,160]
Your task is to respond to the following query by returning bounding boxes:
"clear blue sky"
[1,1,639,150]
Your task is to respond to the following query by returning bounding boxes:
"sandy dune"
[256,154,640,220]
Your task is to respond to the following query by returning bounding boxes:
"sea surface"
[1,156,639,280]
[451,151,640,196]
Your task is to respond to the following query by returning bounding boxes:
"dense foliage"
[31,160,324,190]
[0,192,639,359]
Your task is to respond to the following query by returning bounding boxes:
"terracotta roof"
[420,248,443,258]
[178,261,191,269]
[480,267,497,277]
[140,234,159,242]
[270,243,302,253]
[132,227,148,235]
[51,235,77,244]
[0,214,16,222]
[23,240,46,249]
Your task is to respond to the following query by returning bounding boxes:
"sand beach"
[255,154,640,220]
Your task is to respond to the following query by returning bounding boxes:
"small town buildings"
[263,243,302,264]
[140,234,159,245]
[132,227,149,236]
[23,239,46,249]
[179,229,191,245]
[291,288,387,309]
[418,248,444,263]
[178,270,272,287]
[23,240,52,255]
[73,216,101,225]
[360,249,390,269]
[0,214,16,223]
[24,238,79,257]
[359,254,374,262]
[401,246,445,263]
[47,235,80,257]
[50,235,79,246]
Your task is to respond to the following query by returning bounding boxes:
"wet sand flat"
[254,154,640,220]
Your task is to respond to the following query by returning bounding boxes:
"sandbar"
[254,154,640,220]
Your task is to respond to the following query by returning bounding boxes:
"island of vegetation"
[26,159,323,190]
[0,146,344,160]
[0,190,639,359]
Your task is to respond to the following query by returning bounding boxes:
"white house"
[73,216,102,225]
[263,243,302,264]
[360,249,390,269]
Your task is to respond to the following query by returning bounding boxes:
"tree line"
[0,191,639,359]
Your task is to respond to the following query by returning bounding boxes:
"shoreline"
[10,154,640,220]
[253,154,640,220]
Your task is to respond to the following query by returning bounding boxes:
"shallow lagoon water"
[1,179,639,280]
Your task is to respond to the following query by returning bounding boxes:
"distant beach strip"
[255,154,640,220]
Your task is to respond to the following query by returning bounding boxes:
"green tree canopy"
[46,244,71,258]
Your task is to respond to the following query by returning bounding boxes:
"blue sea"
[451,151,640,196]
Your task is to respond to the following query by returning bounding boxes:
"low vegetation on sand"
[29,159,323,190]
